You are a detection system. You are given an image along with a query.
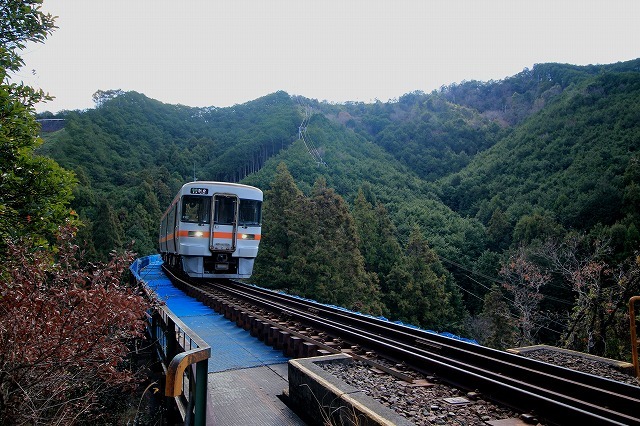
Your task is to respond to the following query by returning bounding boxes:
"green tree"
[478,285,517,349]
[512,211,564,245]
[125,203,156,255]
[301,178,383,314]
[0,5,150,423]
[398,225,465,331]
[352,189,378,271]
[0,0,75,253]
[255,167,382,314]
[487,207,511,250]
[252,162,305,290]
[1,1,56,67]
[92,197,124,260]
[352,188,405,315]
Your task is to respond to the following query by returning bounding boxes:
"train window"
[168,205,175,230]
[213,196,236,225]
[181,196,210,223]
[239,199,262,226]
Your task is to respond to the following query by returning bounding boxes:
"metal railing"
[149,306,210,426]
[130,257,211,426]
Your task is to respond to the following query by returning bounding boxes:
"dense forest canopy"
[38,58,640,359]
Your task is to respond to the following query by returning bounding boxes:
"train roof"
[181,181,262,192]
[178,181,263,199]
[162,181,263,216]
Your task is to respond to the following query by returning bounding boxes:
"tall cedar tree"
[352,188,405,316]
[478,285,517,349]
[397,225,466,331]
[92,197,125,259]
[254,164,382,315]
[299,177,382,314]
[352,189,405,280]
[252,162,305,290]
[352,189,379,272]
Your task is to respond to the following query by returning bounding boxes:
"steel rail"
[225,280,638,388]
[219,281,638,394]
[204,279,640,425]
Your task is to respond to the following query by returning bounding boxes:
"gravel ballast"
[318,347,638,425]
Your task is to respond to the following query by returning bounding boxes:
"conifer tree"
[352,188,405,315]
[352,189,379,271]
[300,178,382,314]
[398,225,465,331]
[479,285,517,349]
[92,198,124,259]
[384,261,412,319]
[487,207,511,250]
[373,202,405,285]
[254,167,382,314]
[252,162,304,290]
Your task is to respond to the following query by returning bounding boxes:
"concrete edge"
[288,354,414,426]
[507,344,635,374]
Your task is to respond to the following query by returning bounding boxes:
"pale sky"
[14,0,640,113]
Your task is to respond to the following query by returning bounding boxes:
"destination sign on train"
[190,188,208,195]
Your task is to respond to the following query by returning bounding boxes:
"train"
[159,181,263,279]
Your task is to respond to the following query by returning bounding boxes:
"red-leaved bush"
[0,224,151,425]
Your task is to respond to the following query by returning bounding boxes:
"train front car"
[159,182,263,279]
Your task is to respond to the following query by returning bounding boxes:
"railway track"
[163,267,640,425]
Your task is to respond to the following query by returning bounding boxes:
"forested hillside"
[39,59,640,359]
[40,90,299,258]
[440,71,640,233]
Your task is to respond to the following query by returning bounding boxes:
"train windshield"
[181,196,210,223]
[239,199,262,227]
[213,196,236,225]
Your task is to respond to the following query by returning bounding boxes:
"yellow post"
[630,296,640,378]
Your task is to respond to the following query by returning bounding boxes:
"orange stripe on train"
[170,231,261,240]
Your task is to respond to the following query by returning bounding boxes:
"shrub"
[0,224,151,424]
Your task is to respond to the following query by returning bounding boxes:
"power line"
[296,101,326,166]
[439,254,574,306]
[438,254,567,334]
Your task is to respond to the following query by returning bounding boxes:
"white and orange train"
[159,181,263,279]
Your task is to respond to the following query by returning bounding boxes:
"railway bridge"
[131,255,305,426]
[131,255,640,426]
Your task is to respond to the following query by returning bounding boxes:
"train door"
[210,194,239,253]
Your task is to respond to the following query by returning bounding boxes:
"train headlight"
[240,234,255,240]
[188,231,204,237]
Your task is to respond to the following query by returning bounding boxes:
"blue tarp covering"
[131,255,288,373]
[271,285,479,345]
